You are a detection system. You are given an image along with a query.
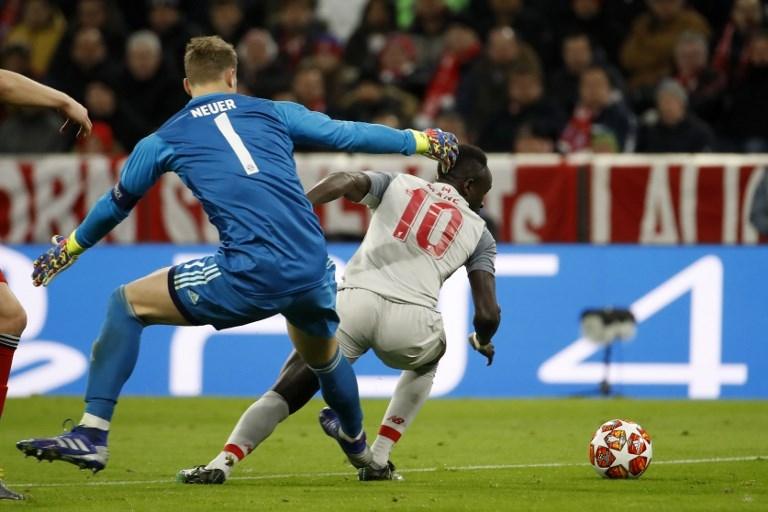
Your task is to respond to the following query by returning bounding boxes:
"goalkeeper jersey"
[75,93,419,298]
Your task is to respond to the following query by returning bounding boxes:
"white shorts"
[336,288,446,371]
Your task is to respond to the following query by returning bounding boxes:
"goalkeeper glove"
[32,233,84,287]
[410,128,459,174]
[468,332,495,366]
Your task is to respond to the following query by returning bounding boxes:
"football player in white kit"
[178,144,500,483]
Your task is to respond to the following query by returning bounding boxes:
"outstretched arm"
[32,134,173,286]
[0,69,92,137]
[274,101,458,172]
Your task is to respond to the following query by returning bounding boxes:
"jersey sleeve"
[359,171,395,208]
[465,228,496,275]
[273,101,417,155]
[74,134,174,248]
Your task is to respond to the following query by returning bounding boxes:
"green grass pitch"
[1,397,766,511]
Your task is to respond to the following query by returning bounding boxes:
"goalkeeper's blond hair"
[184,36,238,86]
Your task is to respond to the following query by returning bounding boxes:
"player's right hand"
[59,97,92,139]
[468,332,495,366]
[32,235,83,287]
[410,128,459,174]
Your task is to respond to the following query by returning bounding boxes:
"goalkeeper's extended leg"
[361,365,437,481]
[17,268,189,472]
[288,323,372,469]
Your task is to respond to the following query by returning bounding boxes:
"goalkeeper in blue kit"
[16,36,458,474]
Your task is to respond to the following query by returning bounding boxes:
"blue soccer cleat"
[17,424,109,473]
[318,407,372,469]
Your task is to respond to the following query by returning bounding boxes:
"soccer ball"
[588,419,653,479]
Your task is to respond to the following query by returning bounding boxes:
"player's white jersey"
[340,173,488,309]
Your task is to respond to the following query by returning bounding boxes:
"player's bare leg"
[0,279,26,500]
[179,351,321,483]
[124,268,191,325]
[17,268,189,472]
[286,322,372,468]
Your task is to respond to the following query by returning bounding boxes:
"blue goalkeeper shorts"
[167,255,340,338]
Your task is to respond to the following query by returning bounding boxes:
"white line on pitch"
[12,455,766,488]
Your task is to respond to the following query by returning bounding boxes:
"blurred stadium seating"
[0,0,767,155]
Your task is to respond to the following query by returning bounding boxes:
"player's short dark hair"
[184,35,237,85]
[444,144,488,180]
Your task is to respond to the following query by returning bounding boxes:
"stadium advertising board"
[0,154,765,244]
[3,244,764,399]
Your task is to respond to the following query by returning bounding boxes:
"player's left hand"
[468,332,495,366]
[32,235,82,287]
[411,128,459,174]
[59,97,92,139]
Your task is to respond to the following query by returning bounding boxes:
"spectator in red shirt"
[559,65,636,153]
[713,0,765,86]
[418,22,482,125]
[549,32,625,114]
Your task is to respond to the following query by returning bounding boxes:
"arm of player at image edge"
[31,134,172,287]
[273,101,459,172]
[467,229,501,366]
[0,69,92,137]
[305,170,394,208]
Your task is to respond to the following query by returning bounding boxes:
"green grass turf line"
[1,397,765,511]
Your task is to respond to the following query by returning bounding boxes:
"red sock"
[0,341,19,419]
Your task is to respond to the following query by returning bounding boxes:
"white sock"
[371,366,436,468]
[80,412,110,431]
[206,391,289,477]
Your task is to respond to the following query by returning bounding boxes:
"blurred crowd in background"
[0,0,767,156]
